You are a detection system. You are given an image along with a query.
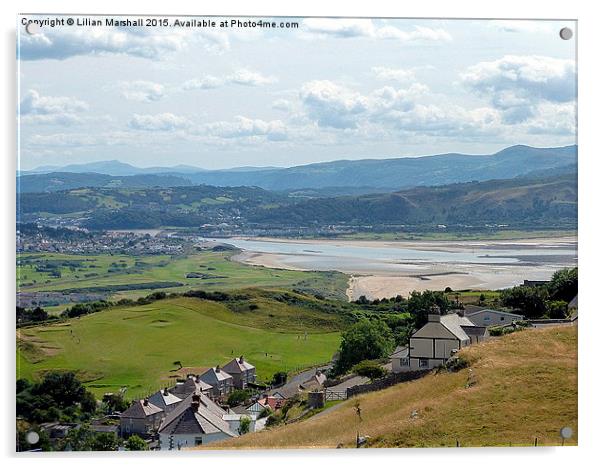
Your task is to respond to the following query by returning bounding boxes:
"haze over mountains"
[19,145,577,194]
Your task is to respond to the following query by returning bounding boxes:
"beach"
[226,236,577,300]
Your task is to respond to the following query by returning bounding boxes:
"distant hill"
[17,172,193,193]
[250,174,577,228]
[20,160,206,176]
[216,325,577,448]
[19,145,577,193]
[17,173,577,230]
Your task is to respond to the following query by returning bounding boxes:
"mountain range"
[18,145,577,193]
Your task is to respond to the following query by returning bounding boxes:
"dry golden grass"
[203,325,577,449]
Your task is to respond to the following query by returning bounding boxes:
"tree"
[227,389,251,407]
[32,372,85,409]
[125,435,148,451]
[500,285,549,319]
[407,290,452,327]
[90,432,120,451]
[238,416,251,435]
[102,392,129,414]
[335,319,395,374]
[80,390,97,414]
[352,360,387,380]
[547,267,578,302]
[547,300,569,319]
[271,371,287,386]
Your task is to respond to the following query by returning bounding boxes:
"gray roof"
[461,325,488,337]
[390,346,409,359]
[148,389,182,410]
[223,356,255,374]
[171,377,213,397]
[121,399,163,419]
[199,367,233,385]
[440,313,475,341]
[465,308,524,319]
[158,391,236,437]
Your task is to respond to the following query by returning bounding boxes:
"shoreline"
[229,236,577,300]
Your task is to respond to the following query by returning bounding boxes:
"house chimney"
[215,365,220,373]
[195,375,202,383]
[239,355,244,363]
[457,309,465,317]
[191,394,201,412]
[163,388,169,396]
[143,398,149,406]
[427,305,441,322]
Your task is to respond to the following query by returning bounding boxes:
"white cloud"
[227,69,277,86]
[302,19,376,38]
[375,25,452,42]
[182,76,224,90]
[20,89,88,125]
[182,69,276,91]
[19,25,228,61]
[302,19,452,43]
[489,20,555,34]
[117,81,165,102]
[128,113,190,131]
[462,55,576,123]
[272,99,294,111]
[300,80,369,129]
[524,102,576,136]
[205,116,287,141]
[371,66,415,82]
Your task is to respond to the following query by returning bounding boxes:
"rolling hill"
[215,325,577,449]
[19,145,577,193]
[17,291,349,398]
[17,172,577,230]
[252,174,577,228]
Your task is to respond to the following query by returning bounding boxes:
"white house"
[199,366,234,400]
[170,375,213,398]
[119,399,163,436]
[391,307,488,373]
[158,392,238,450]
[464,308,524,327]
[222,356,256,389]
[148,388,183,414]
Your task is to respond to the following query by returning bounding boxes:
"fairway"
[17,297,342,398]
[17,251,350,305]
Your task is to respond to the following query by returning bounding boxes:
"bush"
[352,360,387,380]
[125,435,148,451]
[271,371,287,386]
[227,389,252,407]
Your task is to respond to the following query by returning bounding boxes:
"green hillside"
[18,173,576,231]
[17,294,346,398]
[219,325,577,449]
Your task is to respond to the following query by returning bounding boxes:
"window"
[194,437,203,446]
[419,359,429,368]
[401,358,409,366]
[500,316,505,321]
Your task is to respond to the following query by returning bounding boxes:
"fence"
[325,389,347,401]
[346,370,429,398]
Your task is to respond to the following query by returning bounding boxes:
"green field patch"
[17,251,349,302]
[17,296,342,398]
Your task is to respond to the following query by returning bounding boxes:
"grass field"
[17,251,350,302]
[215,325,577,449]
[17,294,344,399]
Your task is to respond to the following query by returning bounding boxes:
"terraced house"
[222,355,256,389]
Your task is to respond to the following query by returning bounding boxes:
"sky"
[17,16,577,170]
